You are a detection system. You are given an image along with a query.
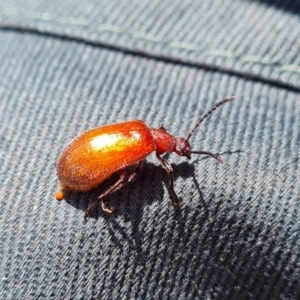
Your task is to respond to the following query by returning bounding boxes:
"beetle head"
[174,138,192,159]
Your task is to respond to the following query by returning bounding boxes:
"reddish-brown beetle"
[56,97,234,216]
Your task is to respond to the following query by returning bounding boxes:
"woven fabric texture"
[0,1,300,299]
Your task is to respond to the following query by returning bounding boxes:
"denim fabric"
[0,1,300,299]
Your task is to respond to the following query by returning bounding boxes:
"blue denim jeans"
[0,1,299,299]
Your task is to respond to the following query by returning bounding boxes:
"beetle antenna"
[190,150,223,163]
[186,96,235,141]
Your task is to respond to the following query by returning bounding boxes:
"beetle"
[56,97,234,216]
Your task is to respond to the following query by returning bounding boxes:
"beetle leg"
[84,161,143,217]
[100,171,128,214]
[84,172,127,216]
[156,153,180,206]
[128,160,143,181]
[159,125,167,131]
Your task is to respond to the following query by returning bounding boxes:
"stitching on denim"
[1,8,300,76]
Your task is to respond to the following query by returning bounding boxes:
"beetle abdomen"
[57,120,155,191]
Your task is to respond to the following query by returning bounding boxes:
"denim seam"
[1,8,300,76]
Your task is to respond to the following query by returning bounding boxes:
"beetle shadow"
[63,161,196,212]
[64,149,242,252]
[63,160,196,250]
[63,149,242,215]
